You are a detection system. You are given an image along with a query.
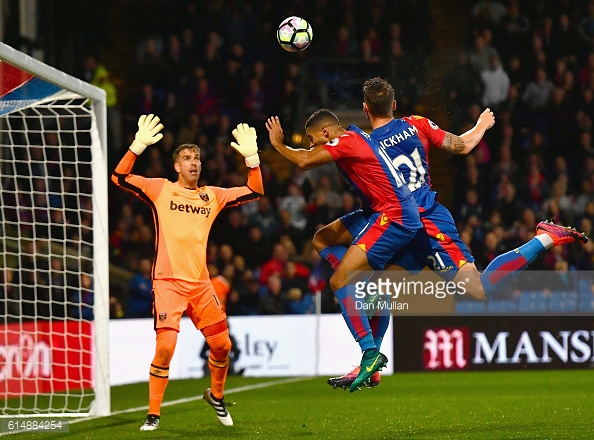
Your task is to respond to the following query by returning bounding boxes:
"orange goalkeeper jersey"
[112,151,262,282]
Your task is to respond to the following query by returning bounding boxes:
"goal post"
[0,42,110,417]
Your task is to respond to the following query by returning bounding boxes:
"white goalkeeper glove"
[130,114,164,155]
[231,123,260,168]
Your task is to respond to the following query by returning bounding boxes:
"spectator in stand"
[191,76,221,138]
[469,32,499,73]
[127,257,153,318]
[476,231,503,270]
[480,53,510,111]
[276,210,308,255]
[110,295,125,319]
[228,272,261,316]
[497,0,531,61]
[243,76,267,132]
[542,179,573,223]
[442,50,483,132]
[279,183,308,233]
[491,145,520,194]
[458,188,484,225]
[136,37,169,96]
[282,261,315,314]
[471,0,507,27]
[241,225,270,270]
[247,195,279,238]
[214,245,235,274]
[81,54,122,153]
[522,67,554,113]
[571,131,594,174]
[69,273,94,321]
[259,242,289,286]
[578,2,594,47]
[258,273,288,315]
[551,13,581,66]
[388,38,424,115]
[335,191,357,219]
[574,178,594,218]
[49,258,67,318]
[334,25,358,58]
[525,162,549,214]
[214,209,247,255]
[569,218,594,270]
[495,181,525,229]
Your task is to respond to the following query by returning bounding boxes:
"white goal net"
[0,43,109,417]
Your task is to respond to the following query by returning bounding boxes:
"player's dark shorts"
[341,205,475,280]
[347,211,421,271]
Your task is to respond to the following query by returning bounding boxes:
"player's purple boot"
[327,365,381,390]
[536,220,588,246]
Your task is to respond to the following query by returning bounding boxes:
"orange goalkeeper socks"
[148,364,169,416]
[203,323,232,400]
[148,329,177,416]
[208,355,230,400]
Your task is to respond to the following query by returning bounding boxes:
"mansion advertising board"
[392,316,594,371]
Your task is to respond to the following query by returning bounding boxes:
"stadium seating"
[455,300,486,314]
[578,298,594,312]
[486,299,517,314]
[548,291,578,313]
[517,291,549,314]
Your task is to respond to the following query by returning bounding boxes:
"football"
[277,16,313,53]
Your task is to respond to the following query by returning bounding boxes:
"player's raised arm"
[440,108,495,155]
[230,123,264,196]
[213,122,264,209]
[266,116,333,170]
[111,114,164,184]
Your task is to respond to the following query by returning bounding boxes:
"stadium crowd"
[8,0,586,319]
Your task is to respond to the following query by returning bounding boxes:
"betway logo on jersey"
[378,125,418,148]
[170,200,211,217]
[423,328,594,369]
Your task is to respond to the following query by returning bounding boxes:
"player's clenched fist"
[231,123,260,168]
[130,114,164,155]
[478,108,495,130]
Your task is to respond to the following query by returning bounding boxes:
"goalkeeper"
[112,115,263,431]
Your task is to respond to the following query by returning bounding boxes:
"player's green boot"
[349,348,388,393]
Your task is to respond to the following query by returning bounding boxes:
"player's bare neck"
[370,115,394,130]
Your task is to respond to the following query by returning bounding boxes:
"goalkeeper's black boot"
[203,388,233,426]
[139,414,160,431]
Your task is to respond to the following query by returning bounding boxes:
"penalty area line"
[71,376,312,425]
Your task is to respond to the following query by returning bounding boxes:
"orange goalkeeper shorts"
[152,279,226,331]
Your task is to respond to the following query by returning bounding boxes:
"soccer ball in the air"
[277,16,313,52]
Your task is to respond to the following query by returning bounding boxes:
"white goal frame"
[0,42,110,417]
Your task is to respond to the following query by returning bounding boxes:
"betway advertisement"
[393,316,594,371]
[0,321,93,397]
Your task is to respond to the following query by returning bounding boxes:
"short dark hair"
[305,109,339,130]
[172,144,199,163]
[363,77,395,117]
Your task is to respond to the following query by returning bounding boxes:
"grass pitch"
[19,370,594,439]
